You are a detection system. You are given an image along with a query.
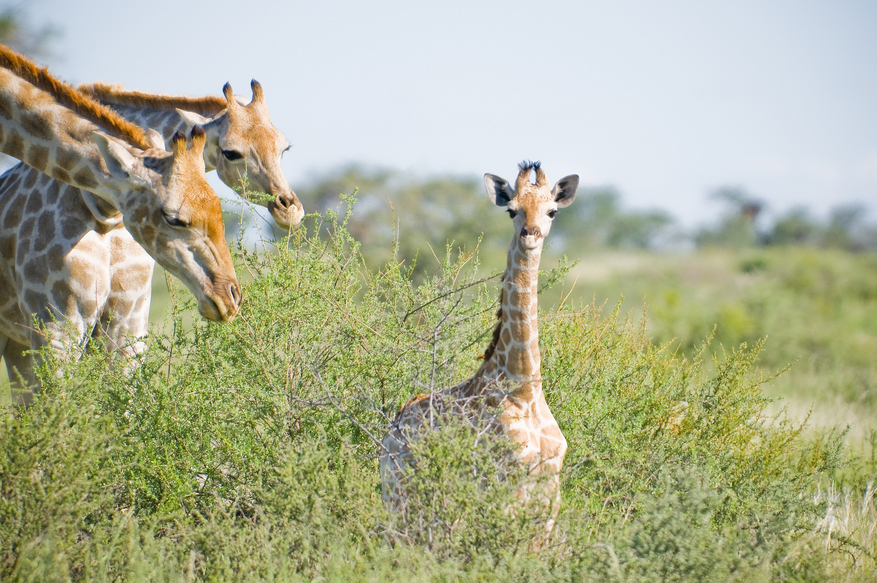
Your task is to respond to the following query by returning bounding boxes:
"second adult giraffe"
[381,161,579,534]
[79,80,302,230]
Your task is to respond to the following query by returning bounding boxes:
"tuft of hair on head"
[516,159,543,190]
[0,44,153,150]
[517,160,541,173]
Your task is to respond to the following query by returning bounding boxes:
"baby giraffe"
[381,161,578,532]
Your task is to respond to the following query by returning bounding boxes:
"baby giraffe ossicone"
[381,161,579,533]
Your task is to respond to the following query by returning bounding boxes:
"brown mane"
[79,82,227,116]
[482,289,504,362]
[0,43,152,150]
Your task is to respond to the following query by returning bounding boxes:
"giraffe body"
[0,46,239,402]
[381,161,579,532]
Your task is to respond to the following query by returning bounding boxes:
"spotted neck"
[0,69,129,207]
[476,237,543,402]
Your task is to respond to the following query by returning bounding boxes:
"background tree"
[0,3,59,170]
[695,186,765,248]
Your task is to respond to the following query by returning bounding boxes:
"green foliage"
[0,203,874,580]
[571,248,877,421]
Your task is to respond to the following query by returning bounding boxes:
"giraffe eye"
[163,212,189,228]
[547,209,557,219]
[507,209,518,219]
[222,149,244,161]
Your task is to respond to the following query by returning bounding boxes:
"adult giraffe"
[381,161,579,534]
[79,80,303,230]
[0,45,240,403]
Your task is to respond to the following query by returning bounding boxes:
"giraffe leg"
[98,230,154,368]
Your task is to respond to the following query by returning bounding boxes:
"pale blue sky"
[23,0,877,224]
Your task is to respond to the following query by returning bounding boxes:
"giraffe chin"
[519,236,544,251]
[268,195,304,231]
[196,296,237,323]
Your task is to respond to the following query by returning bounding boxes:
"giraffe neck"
[102,103,226,172]
[0,69,128,207]
[477,238,543,402]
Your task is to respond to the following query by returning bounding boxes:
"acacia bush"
[0,199,874,581]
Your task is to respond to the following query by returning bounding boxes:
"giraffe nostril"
[229,283,242,308]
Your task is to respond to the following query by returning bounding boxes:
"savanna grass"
[0,199,873,581]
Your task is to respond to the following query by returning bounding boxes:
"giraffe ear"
[484,173,515,207]
[92,132,149,188]
[176,109,211,131]
[551,175,579,208]
[145,129,166,150]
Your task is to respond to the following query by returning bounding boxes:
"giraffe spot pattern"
[53,168,70,185]
[0,93,13,120]
[44,179,60,205]
[138,224,155,242]
[34,213,55,252]
[23,290,44,315]
[55,148,78,172]
[72,167,98,190]
[23,258,48,283]
[19,216,36,237]
[27,144,49,172]
[20,111,55,142]
[61,216,82,241]
[3,197,23,229]
[23,167,38,190]
[5,129,25,160]
[24,191,42,215]
[0,234,13,262]
[46,245,65,272]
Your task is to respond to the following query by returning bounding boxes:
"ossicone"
[171,130,187,155]
[190,125,207,153]
[250,79,264,104]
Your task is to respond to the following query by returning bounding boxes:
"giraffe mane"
[0,44,152,150]
[482,288,504,362]
[79,83,228,116]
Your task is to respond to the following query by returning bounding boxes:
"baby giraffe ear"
[484,173,515,207]
[552,174,579,208]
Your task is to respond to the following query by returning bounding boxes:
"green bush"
[0,200,874,581]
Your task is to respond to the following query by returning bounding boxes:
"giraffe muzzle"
[520,226,543,240]
[269,189,304,230]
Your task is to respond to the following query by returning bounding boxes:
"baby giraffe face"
[484,161,579,251]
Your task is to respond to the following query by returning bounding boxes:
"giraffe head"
[93,126,242,322]
[179,80,303,230]
[484,161,579,251]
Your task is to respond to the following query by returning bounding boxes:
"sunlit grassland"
[554,247,877,451]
